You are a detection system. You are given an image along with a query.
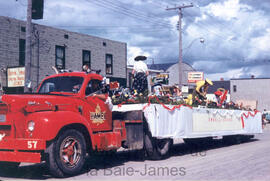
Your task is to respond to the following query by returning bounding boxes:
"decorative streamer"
[116,95,260,129]
[142,95,192,111]
[117,99,139,108]
[241,110,260,128]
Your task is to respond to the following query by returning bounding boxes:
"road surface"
[1,125,270,181]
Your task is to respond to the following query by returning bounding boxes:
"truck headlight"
[28,120,35,132]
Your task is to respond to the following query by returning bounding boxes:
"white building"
[230,78,270,111]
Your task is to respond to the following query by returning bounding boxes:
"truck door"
[84,79,112,132]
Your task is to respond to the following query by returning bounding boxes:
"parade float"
[0,71,263,177]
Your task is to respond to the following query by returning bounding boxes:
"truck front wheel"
[47,129,87,177]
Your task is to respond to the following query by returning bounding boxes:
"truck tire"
[144,131,172,160]
[47,129,87,177]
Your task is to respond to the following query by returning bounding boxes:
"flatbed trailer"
[113,103,262,159]
[114,104,262,138]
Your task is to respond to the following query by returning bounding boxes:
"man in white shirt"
[132,56,149,95]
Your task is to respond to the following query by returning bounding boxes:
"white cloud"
[127,46,150,65]
[205,0,244,21]
[206,68,245,80]
[248,28,270,59]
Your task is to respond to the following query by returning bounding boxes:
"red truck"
[0,71,171,177]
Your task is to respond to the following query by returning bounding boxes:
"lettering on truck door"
[84,79,112,132]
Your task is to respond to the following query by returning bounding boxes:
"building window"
[82,50,91,68]
[55,45,65,69]
[105,54,113,75]
[19,39,25,66]
[233,85,237,92]
[21,26,26,32]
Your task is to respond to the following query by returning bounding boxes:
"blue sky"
[1,0,270,80]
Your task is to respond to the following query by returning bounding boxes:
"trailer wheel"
[223,135,253,145]
[47,129,86,177]
[144,131,172,160]
[242,135,254,142]
[223,135,242,145]
[183,137,213,148]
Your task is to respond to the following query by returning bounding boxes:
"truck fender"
[25,111,96,150]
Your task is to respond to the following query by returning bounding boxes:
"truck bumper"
[0,138,46,163]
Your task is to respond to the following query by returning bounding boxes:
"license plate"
[0,115,6,122]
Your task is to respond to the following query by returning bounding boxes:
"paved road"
[1,125,270,181]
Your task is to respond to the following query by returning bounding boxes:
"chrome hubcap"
[60,136,82,168]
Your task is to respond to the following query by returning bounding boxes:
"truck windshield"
[38,76,84,94]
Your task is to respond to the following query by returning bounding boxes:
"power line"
[110,0,171,23]
[99,0,171,26]
[101,0,172,28]
[55,25,166,28]
[183,15,241,46]
[54,25,170,31]
[145,0,165,9]
[85,0,173,29]
[75,29,169,34]
[184,10,239,39]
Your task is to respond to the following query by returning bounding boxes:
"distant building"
[0,16,127,93]
[230,78,270,111]
[148,62,195,86]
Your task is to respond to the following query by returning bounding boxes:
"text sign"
[151,74,169,85]
[192,109,243,132]
[188,72,204,83]
[7,67,25,87]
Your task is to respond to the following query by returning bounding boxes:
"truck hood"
[1,94,82,113]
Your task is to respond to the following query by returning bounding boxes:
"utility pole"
[166,4,193,87]
[24,0,32,92]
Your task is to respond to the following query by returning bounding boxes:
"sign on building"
[151,74,169,85]
[188,72,204,83]
[181,86,189,93]
[7,67,25,87]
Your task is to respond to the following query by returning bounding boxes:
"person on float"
[172,84,182,102]
[152,82,162,97]
[82,64,91,73]
[214,90,223,107]
[132,55,149,96]
[192,78,213,105]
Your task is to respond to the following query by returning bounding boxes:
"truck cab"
[0,72,128,177]
[37,72,113,132]
[0,71,173,177]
